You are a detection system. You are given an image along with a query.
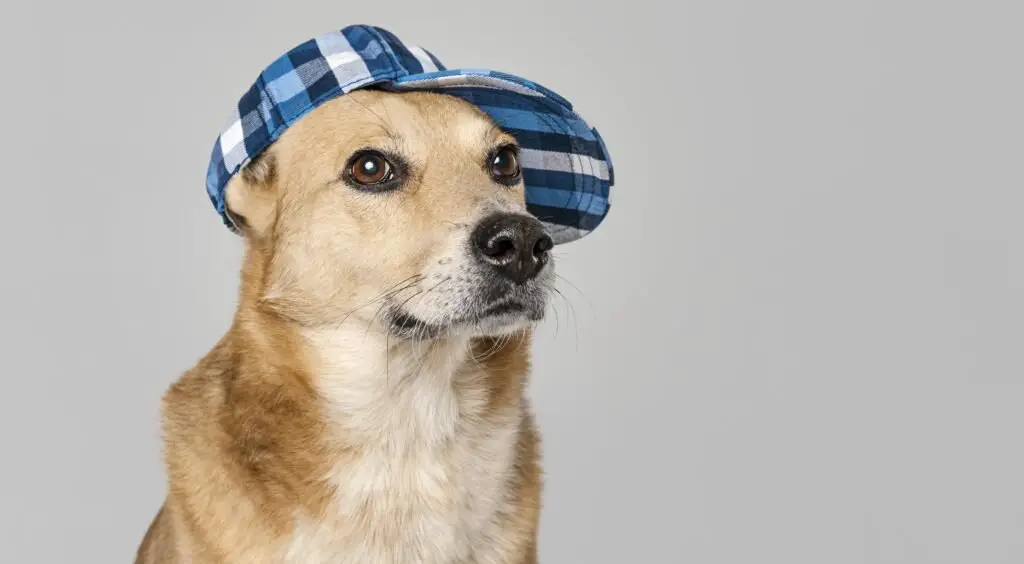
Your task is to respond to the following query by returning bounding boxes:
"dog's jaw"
[383,292,548,341]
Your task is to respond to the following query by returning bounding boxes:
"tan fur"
[136,90,548,563]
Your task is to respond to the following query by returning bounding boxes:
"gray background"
[2,1,1022,562]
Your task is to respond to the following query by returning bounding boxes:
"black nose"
[472,213,553,283]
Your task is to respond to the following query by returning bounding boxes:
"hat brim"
[387,70,613,244]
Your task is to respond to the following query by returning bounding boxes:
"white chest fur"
[283,330,524,563]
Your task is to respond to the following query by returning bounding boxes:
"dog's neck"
[300,323,475,447]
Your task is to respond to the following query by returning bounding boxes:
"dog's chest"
[283,373,521,563]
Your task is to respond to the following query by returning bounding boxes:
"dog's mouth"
[475,301,529,318]
[386,299,542,339]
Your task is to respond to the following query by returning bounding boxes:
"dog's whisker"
[554,274,587,300]
[511,326,530,357]
[478,337,502,363]
[550,287,580,353]
[332,274,425,330]
[369,273,452,339]
[347,94,396,137]
[466,340,487,371]
[366,290,420,336]
[550,298,562,342]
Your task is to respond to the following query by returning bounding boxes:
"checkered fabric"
[206,25,613,244]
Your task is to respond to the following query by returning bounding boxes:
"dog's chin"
[386,300,545,340]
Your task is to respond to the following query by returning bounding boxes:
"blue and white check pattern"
[207,25,613,244]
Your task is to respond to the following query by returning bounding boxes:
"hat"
[206,25,613,244]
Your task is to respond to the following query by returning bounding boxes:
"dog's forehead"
[277,90,505,168]
[378,92,498,149]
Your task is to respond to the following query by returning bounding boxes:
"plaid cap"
[206,25,613,244]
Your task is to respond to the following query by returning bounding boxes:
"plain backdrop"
[2,1,1023,562]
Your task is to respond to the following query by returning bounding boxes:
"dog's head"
[225,89,555,339]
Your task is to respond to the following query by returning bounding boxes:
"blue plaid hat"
[207,25,613,244]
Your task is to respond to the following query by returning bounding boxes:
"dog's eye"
[349,152,393,186]
[490,146,521,184]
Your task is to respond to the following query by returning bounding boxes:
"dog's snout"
[472,213,553,283]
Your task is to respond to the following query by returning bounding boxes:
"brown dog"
[136,89,556,563]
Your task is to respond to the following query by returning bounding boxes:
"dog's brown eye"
[349,153,393,185]
[491,146,520,182]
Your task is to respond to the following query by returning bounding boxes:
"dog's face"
[226,90,554,339]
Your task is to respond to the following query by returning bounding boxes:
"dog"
[135,89,556,563]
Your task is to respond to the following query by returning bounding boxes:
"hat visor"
[388,69,613,245]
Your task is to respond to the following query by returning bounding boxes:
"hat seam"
[365,26,406,78]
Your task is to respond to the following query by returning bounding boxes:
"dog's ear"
[225,152,278,236]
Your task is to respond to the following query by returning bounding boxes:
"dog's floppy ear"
[225,152,278,236]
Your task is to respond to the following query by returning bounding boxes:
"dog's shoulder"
[156,336,333,561]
